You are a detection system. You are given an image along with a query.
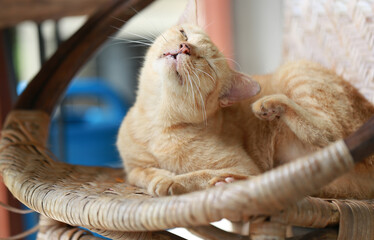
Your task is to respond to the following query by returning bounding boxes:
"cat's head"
[138,0,260,124]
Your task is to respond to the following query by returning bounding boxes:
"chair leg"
[0,28,23,238]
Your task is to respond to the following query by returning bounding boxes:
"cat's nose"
[179,43,191,55]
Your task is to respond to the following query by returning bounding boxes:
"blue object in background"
[19,78,129,240]
[49,78,128,167]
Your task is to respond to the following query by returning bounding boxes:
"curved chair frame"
[1,0,374,239]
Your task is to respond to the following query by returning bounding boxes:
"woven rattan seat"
[1,0,374,239]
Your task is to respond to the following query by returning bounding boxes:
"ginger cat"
[117,1,374,199]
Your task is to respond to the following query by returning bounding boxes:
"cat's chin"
[169,71,183,86]
[154,56,176,74]
[154,56,185,85]
[164,55,178,68]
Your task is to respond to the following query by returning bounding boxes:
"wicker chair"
[1,0,374,239]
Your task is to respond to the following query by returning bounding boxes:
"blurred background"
[0,0,283,239]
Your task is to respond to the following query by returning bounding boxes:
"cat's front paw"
[252,95,288,121]
[209,174,248,187]
[148,177,187,196]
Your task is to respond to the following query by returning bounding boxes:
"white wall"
[232,0,283,74]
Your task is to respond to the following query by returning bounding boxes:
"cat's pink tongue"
[163,50,179,59]
[163,43,191,59]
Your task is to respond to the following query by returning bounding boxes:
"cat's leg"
[317,161,374,199]
[252,94,341,147]
[208,173,248,186]
[172,169,249,195]
[127,167,188,196]
[128,167,249,196]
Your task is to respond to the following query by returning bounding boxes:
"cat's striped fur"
[117,5,374,198]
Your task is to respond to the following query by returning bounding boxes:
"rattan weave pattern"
[333,199,374,239]
[284,0,374,104]
[0,110,357,236]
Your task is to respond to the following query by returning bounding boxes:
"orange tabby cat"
[117,1,374,198]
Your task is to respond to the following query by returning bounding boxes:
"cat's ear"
[220,72,261,107]
[178,0,199,25]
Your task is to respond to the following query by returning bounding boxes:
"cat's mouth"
[162,44,191,84]
[162,52,190,63]
[163,50,179,60]
[162,43,191,59]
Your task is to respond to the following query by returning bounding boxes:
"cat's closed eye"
[180,29,188,40]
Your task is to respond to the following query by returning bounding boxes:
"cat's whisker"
[189,70,198,113]
[204,60,218,78]
[195,68,215,83]
[144,30,159,41]
[192,68,202,86]
[99,40,147,61]
[189,70,206,123]
[98,40,139,52]
[126,44,151,49]
[213,57,242,71]
[110,34,153,45]
[159,32,168,43]
[110,25,125,33]
[150,27,168,43]
[129,6,168,43]
[191,72,200,114]
[111,16,128,24]
[110,38,153,47]
[111,16,160,41]
[186,71,197,113]
[127,56,146,60]
[191,71,208,126]
[184,71,190,94]
[203,21,215,31]
[124,32,155,43]
[108,40,152,49]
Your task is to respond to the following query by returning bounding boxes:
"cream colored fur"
[117,24,374,199]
